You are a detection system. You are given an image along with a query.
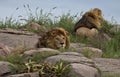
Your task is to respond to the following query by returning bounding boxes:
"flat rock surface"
[0,33,39,48]
[45,52,94,65]
[93,58,120,75]
[70,63,100,77]
[0,61,13,76]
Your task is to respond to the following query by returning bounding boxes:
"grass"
[0,6,120,77]
[0,6,120,58]
[0,50,60,74]
[0,54,71,77]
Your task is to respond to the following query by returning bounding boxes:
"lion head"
[36,27,70,49]
[73,8,103,33]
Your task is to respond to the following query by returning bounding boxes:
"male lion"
[73,8,103,38]
[36,27,70,49]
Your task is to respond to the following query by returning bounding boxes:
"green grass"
[0,54,71,77]
[103,31,120,58]
[0,6,120,58]
[0,17,21,29]
[0,50,60,73]
[0,6,120,76]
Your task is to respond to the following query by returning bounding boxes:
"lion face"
[47,34,66,49]
[36,27,70,49]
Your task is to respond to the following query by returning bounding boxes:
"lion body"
[76,27,98,38]
[36,27,70,49]
[73,8,103,38]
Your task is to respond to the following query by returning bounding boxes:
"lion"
[73,8,103,38]
[36,27,70,49]
[76,27,98,38]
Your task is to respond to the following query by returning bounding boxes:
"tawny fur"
[73,8,103,38]
[76,27,98,38]
[36,27,70,49]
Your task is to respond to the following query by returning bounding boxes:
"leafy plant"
[24,60,70,77]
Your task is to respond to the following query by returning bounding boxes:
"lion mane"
[73,8,103,38]
[36,27,70,49]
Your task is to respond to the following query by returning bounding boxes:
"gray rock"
[70,43,86,48]
[0,61,13,76]
[110,25,120,33]
[75,47,103,58]
[45,54,94,66]
[0,43,13,57]
[7,72,39,77]
[26,22,46,31]
[0,28,35,35]
[24,48,60,56]
[0,32,39,49]
[69,63,100,77]
[60,52,84,57]
[93,58,120,76]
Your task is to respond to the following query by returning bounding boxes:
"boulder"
[0,43,13,57]
[0,61,13,76]
[93,58,120,76]
[69,63,100,77]
[75,47,103,58]
[60,52,84,57]
[26,22,46,31]
[24,48,60,56]
[70,43,86,48]
[45,52,94,66]
[7,72,39,77]
[0,32,39,49]
[110,25,120,33]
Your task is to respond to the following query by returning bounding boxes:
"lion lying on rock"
[36,27,70,49]
[73,8,103,38]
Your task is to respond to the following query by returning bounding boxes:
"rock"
[45,53,94,66]
[93,58,120,76]
[75,47,103,58]
[24,48,60,56]
[70,43,86,48]
[7,72,39,77]
[23,48,60,62]
[101,33,111,41]
[0,61,13,76]
[60,52,84,57]
[0,43,13,57]
[26,22,46,31]
[69,63,100,77]
[110,25,120,33]
[0,32,39,49]
[0,28,34,35]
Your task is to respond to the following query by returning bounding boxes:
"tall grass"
[0,5,120,58]
[0,16,21,29]
[103,31,120,58]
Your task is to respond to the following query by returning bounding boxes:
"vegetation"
[0,52,70,77]
[0,5,120,58]
[0,5,120,77]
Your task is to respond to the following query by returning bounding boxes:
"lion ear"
[51,31,57,36]
[65,31,69,36]
[47,30,56,36]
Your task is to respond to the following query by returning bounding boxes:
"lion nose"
[60,43,64,45]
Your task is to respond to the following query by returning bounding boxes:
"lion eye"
[55,37,59,40]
